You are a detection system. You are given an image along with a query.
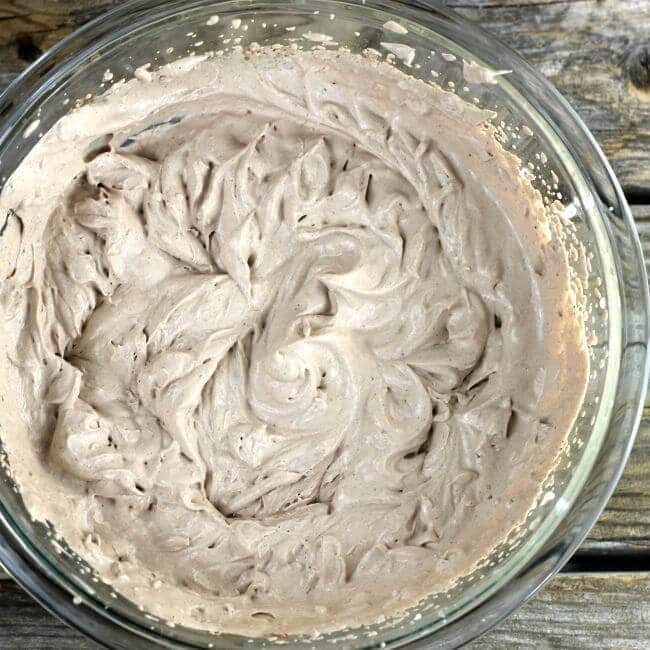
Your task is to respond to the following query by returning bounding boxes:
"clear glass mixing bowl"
[0,1,647,648]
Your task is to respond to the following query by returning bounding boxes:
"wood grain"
[0,580,95,649]
[0,1,649,195]
[0,0,114,95]
[0,573,648,649]
[584,412,650,553]
[449,0,650,197]
[473,573,650,649]
[448,0,650,198]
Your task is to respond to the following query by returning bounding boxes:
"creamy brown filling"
[0,49,587,635]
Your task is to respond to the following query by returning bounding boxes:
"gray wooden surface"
[0,0,649,647]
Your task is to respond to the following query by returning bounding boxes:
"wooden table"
[0,0,649,647]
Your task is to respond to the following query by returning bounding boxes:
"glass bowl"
[0,1,647,648]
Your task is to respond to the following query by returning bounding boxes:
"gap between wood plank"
[625,191,650,206]
[566,550,650,573]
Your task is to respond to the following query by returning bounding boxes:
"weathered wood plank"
[583,432,650,553]
[473,573,650,649]
[0,1,649,194]
[0,573,648,648]
[0,580,95,649]
[450,0,650,196]
[0,0,115,89]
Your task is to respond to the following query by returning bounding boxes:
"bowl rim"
[0,1,648,648]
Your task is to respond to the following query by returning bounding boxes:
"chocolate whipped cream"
[0,49,588,636]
